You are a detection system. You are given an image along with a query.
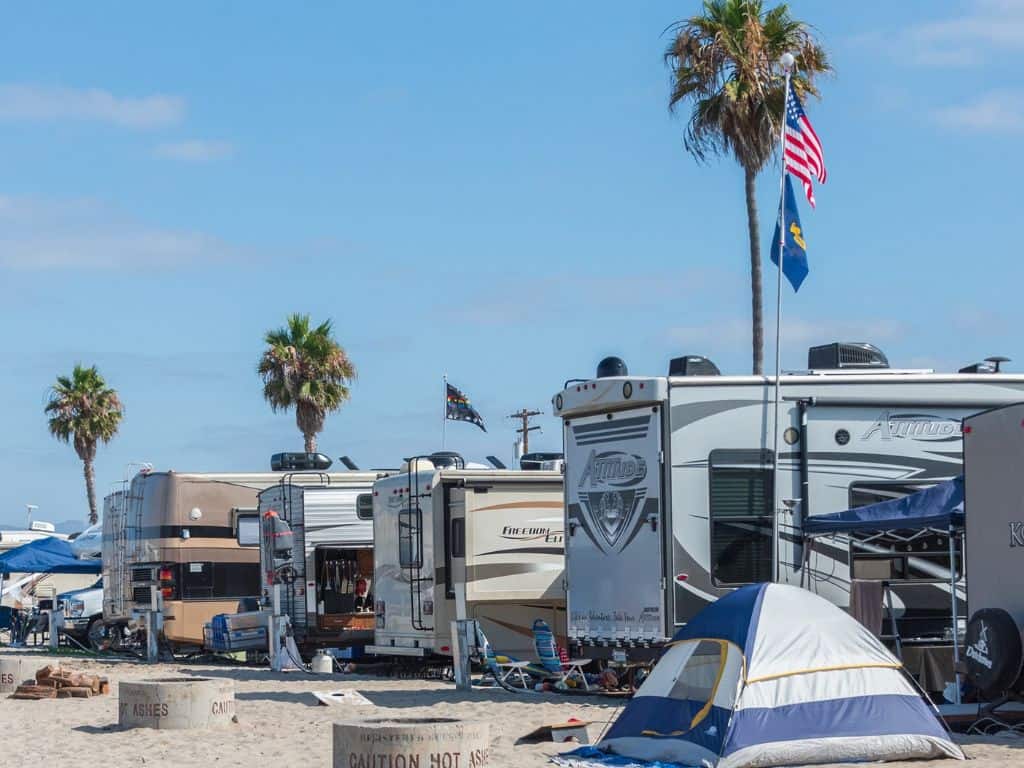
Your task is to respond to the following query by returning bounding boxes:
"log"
[57,686,93,699]
[99,680,111,695]
[11,684,57,699]
[34,664,56,682]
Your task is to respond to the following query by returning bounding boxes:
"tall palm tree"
[259,313,356,453]
[46,364,123,525]
[666,0,829,374]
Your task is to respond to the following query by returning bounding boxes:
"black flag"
[446,383,486,432]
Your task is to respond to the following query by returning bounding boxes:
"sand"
[1,649,1021,768]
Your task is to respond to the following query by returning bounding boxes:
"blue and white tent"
[592,584,963,768]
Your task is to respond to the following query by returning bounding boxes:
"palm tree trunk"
[304,433,316,453]
[745,166,764,375]
[84,458,98,525]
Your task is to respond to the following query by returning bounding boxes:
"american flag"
[783,82,826,207]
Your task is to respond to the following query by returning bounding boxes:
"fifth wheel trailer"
[368,456,565,662]
[963,402,1024,625]
[552,345,1024,662]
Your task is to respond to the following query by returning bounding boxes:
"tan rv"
[103,469,370,649]
[368,455,565,661]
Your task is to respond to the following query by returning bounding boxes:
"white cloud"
[156,140,234,162]
[0,196,236,269]
[668,317,905,348]
[889,0,1024,67]
[932,90,1024,133]
[0,84,184,128]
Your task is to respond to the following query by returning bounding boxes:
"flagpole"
[772,52,795,583]
[442,373,448,449]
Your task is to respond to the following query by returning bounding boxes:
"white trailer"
[963,402,1024,625]
[367,455,565,661]
[552,346,1024,661]
[257,472,385,650]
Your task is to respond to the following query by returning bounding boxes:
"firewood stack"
[9,664,110,700]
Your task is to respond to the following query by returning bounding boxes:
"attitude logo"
[577,450,648,550]
[861,411,962,443]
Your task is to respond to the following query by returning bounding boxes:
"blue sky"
[2,1,1022,528]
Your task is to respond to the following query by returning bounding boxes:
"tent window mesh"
[710,466,773,585]
[668,640,723,705]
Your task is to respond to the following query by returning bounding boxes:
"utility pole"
[508,408,543,456]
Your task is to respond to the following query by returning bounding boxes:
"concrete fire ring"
[0,657,27,694]
[334,717,490,768]
[118,677,235,730]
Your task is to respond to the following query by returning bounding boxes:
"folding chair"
[475,623,534,689]
[532,618,591,691]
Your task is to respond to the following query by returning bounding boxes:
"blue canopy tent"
[802,476,965,703]
[0,536,102,576]
[803,476,964,536]
[0,537,100,643]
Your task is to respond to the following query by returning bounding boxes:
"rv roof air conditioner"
[270,452,333,472]
[808,342,889,371]
[520,451,564,471]
[669,355,721,377]
[427,451,465,469]
[959,355,1010,374]
[596,356,628,378]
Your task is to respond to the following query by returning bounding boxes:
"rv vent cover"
[669,355,721,377]
[808,343,889,370]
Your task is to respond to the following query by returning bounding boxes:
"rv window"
[181,562,260,600]
[709,465,773,585]
[236,514,259,547]
[450,518,465,559]
[398,508,422,568]
[356,494,373,520]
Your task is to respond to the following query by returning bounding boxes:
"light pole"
[25,504,38,529]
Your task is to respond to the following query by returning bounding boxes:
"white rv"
[257,471,387,651]
[552,345,1024,662]
[368,454,565,661]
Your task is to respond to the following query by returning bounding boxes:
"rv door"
[564,405,665,646]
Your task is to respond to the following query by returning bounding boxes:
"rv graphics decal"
[1010,521,1024,548]
[577,450,648,550]
[861,411,962,443]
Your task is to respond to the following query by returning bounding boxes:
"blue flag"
[770,175,809,291]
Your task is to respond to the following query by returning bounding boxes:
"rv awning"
[0,536,102,575]
[803,476,964,536]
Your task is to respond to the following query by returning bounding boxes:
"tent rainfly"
[573,584,963,768]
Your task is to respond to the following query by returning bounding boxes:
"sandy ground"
[1,649,1022,768]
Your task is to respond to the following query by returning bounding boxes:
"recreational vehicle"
[102,468,367,649]
[257,471,387,651]
[552,345,1024,661]
[368,453,565,661]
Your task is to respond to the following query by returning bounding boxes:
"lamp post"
[25,504,38,529]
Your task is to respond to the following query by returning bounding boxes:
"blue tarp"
[803,476,964,536]
[0,536,102,575]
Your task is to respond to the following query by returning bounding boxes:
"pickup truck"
[55,579,104,649]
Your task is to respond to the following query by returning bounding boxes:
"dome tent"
[591,584,962,768]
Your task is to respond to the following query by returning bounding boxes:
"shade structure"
[593,584,963,768]
[0,536,101,575]
[802,476,963,537]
